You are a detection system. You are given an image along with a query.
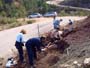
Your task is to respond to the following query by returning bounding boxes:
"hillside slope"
[36,16,90,68]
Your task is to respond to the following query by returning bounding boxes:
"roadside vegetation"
[58,8,90,16]
[60,0,90,9]
[0,17,35,31]
[52,0,90,16]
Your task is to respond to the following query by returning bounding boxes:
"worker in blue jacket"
[15,29,26,63]
[53,16,63,30]
[25,36,45,68]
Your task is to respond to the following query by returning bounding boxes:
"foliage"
[26,20,35,24]
[0,17,17,25]
[0,0,50,18]
[58,8,90,16]
[63,0,90,8]
[0,17,35,30]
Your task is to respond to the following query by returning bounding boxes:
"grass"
[58,8,90,16]
[0,17,35,31]
[26,20,36,24]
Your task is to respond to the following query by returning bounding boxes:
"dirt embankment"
[62,16,90,65]
[36,16,90,68]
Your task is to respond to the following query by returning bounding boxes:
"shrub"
[0,17,17,25]
[26,20,35,24]
[9,22,22,28]
[58,8,90,16]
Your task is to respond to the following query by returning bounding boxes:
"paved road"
[0,16,86,59]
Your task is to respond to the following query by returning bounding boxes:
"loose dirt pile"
[58,16,90,67]
[65,16,90,58]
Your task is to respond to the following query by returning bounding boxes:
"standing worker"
[15,29,26,63]
[25,37,46,68]
[68,19,74,31]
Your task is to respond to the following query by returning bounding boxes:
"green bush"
[27,20,35,24]
[0,17,36,31]
[9,22,21,28]
[76,10,90,16]
[59,10,70,16]
[0,17,7,25]
[58,8,90,16]
[0,17,17,25]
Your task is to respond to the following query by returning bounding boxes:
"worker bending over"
[25,36,46,68]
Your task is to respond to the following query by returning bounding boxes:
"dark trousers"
[26,46,37,66]
[15,41,24,63]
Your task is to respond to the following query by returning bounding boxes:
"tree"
[0,0,50,17]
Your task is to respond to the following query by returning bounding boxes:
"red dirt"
[65,16,90,43]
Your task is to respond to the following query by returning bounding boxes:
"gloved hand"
[41,48,47,52]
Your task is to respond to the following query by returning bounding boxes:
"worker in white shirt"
[15,29,26,63]
[69,19,74,25]
[68,19,74,31]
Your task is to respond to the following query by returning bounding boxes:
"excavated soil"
[38,16,90,67]
[60,16,90,66]
[65,16,90,58]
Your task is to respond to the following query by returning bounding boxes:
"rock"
[84,58,90,64]
[59,64,74,68]
[73,61,78,65]
[0,57,4,66]
[83,58,90,68]
[0,62,3,66]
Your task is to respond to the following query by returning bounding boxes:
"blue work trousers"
[15,41,24,63]
[26,46,37,66]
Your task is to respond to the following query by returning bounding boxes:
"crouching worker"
[15,29,26,63]
[25,36,46,68]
